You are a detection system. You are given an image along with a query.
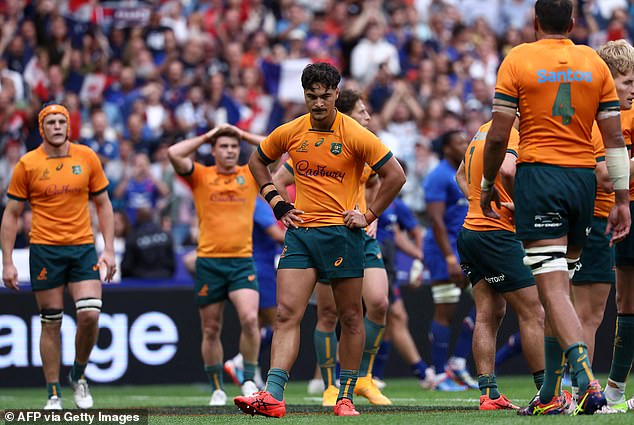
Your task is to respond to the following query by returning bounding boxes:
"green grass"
[1,376,632,424]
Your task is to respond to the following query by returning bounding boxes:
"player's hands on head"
[607,203,631,246]
[2,263,19,291]
[480,186,501,219]
[280,209,304,229]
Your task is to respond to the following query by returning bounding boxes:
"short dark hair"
[535,0,573,34]
[335,89,363,115]
[209,127,241,146]
[301,62,341,90]
[435,129,465,159]
[441,130,464,148]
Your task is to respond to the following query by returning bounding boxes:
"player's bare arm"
[598,115,632,244]
[344,157,405,228]
[222,123,266,146]
[595,161,614,193]
[499,152,517,197]
[93,191,116,283]
[272,163,295,203]
[394,224,423,261]
[168,127,220,175]
[427,200,464,285]
[265,222,286,244]
[481,112,515,218]
[249,152,303,228]
[1,199,25,291]
[363,174,381,237]
[455,161,468,197]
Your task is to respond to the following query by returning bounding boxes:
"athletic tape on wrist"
[606,147,630,191]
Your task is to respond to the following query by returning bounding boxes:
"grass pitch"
[1,376,631,424]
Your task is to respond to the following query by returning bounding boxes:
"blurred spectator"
[380,80,424,169]
[350,20,400,87]
[123,112,157,156]
[0,140,23,211]
[175,84,209,138]
[161,1,189,45]
[80,108,119,166]
[121,207,175,279]
[1,0,628,267]
[0,89,27,152]
[113,152,170,226]
[95,209,130,283]
[143,11,173,65]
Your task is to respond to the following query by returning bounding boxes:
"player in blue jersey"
[372,195,436,389]
[423,130,476,391]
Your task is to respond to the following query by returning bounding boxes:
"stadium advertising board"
[0,288,205,386]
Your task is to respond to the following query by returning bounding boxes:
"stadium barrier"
[0,252,618,386]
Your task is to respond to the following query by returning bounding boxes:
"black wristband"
[264,189,279,203]
[260,182,275,195]
[273,201,294,220]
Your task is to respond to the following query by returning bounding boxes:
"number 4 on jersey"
[552,82,575,125]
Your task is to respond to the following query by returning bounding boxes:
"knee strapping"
[76,298,102,314]
[40,308,63,323]
[432,283,461,304]
[523,245,568,275]
[566,257,580,280]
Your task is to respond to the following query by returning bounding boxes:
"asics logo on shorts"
[198,284,208,297]
[334,257,343,267]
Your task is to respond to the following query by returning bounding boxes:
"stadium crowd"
[2,0,633,239]
[2,0,634,415]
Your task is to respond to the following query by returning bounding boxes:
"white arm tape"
[481,176,495,191]
[606,147,630,191]
[596,110,620,120]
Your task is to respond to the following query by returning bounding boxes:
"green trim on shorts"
[29,244,100,291]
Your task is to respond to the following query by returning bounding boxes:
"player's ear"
[567,17,575,34]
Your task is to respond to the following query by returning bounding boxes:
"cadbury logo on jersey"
[537,69,592,83]
[44,184,82,196]
[295,160,346,183]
